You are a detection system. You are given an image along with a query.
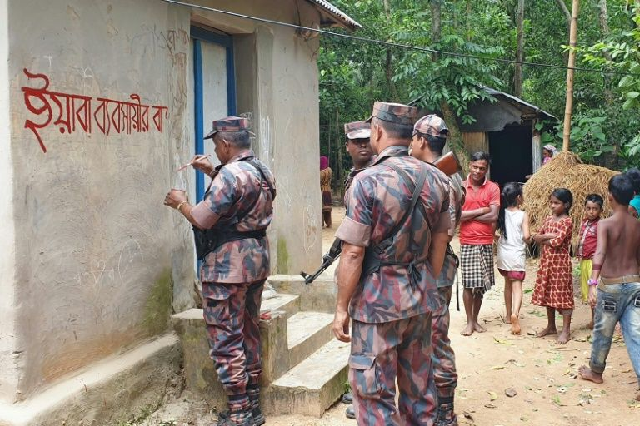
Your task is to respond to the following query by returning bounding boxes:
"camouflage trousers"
[202,280,264,403]
[431,286,458,401]
[349,313,436,425]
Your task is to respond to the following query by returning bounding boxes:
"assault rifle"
[300,152,462,284]
[300,238,342,284]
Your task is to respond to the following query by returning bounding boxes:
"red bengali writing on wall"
[21,68,169,153]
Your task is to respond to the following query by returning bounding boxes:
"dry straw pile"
[522,151,619,247]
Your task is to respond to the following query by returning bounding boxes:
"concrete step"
[172,292,299,326]
[0,334,180,426]
[261,292,300,319]
[286,312,334,369]
[264,339,350,418]
[268,275,336,314]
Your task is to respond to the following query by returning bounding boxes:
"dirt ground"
[145,206,638,426]
[266,206,638,426]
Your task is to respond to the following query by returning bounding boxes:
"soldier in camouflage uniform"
[164,117,275,426]
[332,102,451,425]
[341,120,373,420]
[411,115,466,426]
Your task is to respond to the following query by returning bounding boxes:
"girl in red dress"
[532,188,574,344]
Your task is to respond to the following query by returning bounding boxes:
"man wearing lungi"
[459,151,500,336]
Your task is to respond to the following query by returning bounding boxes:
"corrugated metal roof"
[482,87,556,121]
[305,0,361,30]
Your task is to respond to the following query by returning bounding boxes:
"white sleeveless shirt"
[497,210,526,271]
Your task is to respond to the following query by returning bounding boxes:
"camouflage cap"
[344,121,371,140]
[413,114,448,138]
[204,116,249,140]
[367,102,417,126]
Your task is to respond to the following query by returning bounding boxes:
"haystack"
[522,151,620,248]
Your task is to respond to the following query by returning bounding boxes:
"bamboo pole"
[562,0,579,152]
[514,0,525,98]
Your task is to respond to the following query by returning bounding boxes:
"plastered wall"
[7,0,194,399]
[0,0,19,404]
[3,0,322,401]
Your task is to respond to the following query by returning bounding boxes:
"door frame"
[191,26,237,200]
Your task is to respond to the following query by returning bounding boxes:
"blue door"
[191,27,236,202]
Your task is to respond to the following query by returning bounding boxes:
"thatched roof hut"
[522,152,620,248]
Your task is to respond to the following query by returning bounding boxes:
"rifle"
[300,152,461,284]
[300,238,342,284]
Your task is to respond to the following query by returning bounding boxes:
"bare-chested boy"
[579,174,640,402]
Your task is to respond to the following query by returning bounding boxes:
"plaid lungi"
[460,244,494,295]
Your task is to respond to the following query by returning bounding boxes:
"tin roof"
[482,87,555,121]
[305,0,361,30]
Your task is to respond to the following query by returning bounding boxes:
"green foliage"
[318,0,510,181]
[569,114,614,163]
[581,3,640,168]
[319,0,640,179]
[393,27,504,124]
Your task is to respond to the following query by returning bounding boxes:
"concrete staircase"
[171,276,349,418]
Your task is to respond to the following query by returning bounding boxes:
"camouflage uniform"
[432,172,464,396]
[342,121,373,420]
[190,117,275,425]
[336,103,451,425]
[414,116,466,422]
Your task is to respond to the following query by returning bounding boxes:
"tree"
[562,0,579,152]
[555,0,571,37]
[383,0,399,101]
[583,2,640,166]
[317,0,640,178]
[394,0,504,171]
[597,0,614,104]
[514,0,525,98]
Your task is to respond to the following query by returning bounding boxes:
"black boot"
[341,392,353,404]
[345,405,356,419]
[215,408,254,426]
[247,385,265,426]
[435,402,458,426]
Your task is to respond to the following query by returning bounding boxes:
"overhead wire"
[159,0,640,78]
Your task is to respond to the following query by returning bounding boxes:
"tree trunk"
[562,0,579,152]
[597,0,614,105]
[514,0,525,98]
[383,0,399,100]
[440,102,470,173]
[430,0,442,52]
[466,0,472,41]
[430,0,468,172]
[554,0,571,36]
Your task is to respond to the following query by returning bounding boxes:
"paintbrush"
[177,154,212,172]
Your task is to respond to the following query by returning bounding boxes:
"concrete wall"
[3,0,322,402]
[192,0,323,275]
[7,0,194,400]
[0,0,20,404]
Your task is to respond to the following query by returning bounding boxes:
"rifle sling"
[194,156,273,260]
[362,162,428,280]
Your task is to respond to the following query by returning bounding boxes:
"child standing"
[532,188,574,344]
[577,194,603,328]
[578,174,640,403]
[497,182,530,335]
